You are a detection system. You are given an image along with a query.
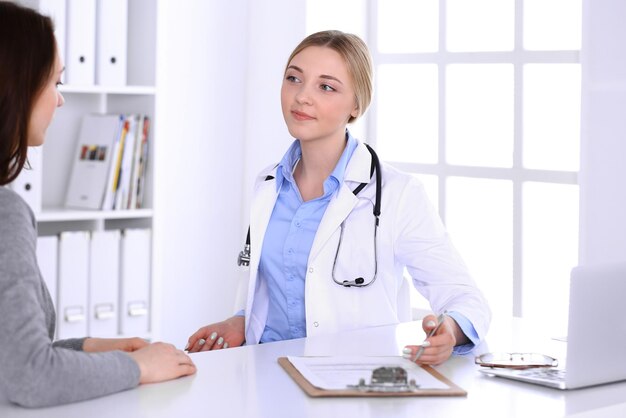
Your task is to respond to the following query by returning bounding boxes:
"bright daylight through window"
[307,0,581,335]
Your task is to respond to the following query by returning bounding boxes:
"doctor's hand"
[186,316,245,353]
[402,314,468,366]
[83,337,149,353]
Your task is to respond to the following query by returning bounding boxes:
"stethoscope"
[238,143,382,288]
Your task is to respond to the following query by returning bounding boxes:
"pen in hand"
[412,313,447,363]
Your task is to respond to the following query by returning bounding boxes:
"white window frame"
[365,0,580,317]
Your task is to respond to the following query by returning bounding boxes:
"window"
[307,0,581,335]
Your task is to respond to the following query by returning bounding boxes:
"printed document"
[287,356,450,390]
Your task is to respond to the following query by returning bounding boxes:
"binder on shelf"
[89,230,120,337]
[36,235,59,308]
[66,0,96,85]
[9,146,43,214]
[119,228,151,336]
[57,231,89,339]
[96,0,128,86]
[28,0,67,83]
[65,114,123,210]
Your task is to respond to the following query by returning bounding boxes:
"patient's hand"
[83,337,149,353]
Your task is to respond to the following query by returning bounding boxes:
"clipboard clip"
[347,367,420,393]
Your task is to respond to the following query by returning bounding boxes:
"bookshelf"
[28,0,158,340]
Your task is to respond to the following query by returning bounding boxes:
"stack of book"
[65,113,150,210]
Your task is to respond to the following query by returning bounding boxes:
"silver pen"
[412,313,447,362]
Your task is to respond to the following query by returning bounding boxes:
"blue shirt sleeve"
[234,309,245,317]
[447,311,480,355]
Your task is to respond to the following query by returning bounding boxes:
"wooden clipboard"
[278,357,467,397]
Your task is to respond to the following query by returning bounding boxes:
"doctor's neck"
[296,133,347,184]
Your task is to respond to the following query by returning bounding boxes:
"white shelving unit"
[34,0,158,339]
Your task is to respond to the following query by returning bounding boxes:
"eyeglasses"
[475,352,558,370]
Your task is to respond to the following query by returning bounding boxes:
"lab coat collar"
[343,139,374,186]
[308,140,375,262]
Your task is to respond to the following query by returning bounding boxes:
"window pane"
[447,0,514,52]
[306,0,366,39]
[378,0,438,53]
[524,0,582,50]
[377,64,438,163]
[523,64,581,171]
[523,182,579,335]
[446,177,513,318]
[446,64,514,167]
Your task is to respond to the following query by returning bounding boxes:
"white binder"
[66,0,96,85]
[96,0,128,86]
[8,147,43,214]
[36,235,59,308]
[89,230,120,337]
[119,229,151,336]
[57,231,89,339]
[25,0,67,83]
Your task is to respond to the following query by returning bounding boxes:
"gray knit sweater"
[0,187,140,407]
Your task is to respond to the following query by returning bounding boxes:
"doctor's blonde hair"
[285,30,373,124]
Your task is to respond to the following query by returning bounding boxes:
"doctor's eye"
[320,83,336,92]
[285,75,301,83]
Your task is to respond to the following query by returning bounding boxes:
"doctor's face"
[281,46,358,144]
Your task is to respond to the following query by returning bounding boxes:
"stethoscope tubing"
[239,144,382,289]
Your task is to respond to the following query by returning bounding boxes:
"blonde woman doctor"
[187,30,490,365]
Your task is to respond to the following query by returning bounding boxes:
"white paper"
[287,356,450,391]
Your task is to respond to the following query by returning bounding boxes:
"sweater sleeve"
[0,189,140,408]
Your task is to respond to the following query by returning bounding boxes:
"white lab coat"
[242,140,491,345]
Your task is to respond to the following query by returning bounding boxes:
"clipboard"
[278,357,467,397]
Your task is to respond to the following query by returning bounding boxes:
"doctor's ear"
[350,105,359,120]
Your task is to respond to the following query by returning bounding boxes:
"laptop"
[479,262,626,389]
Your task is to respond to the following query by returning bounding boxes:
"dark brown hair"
[0,1,56,185]
[285,30,373,124]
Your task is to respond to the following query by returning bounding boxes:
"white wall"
[154,0,249,345]
[579,0,626,265]
[154,0,307,346]
[241,2,306,226]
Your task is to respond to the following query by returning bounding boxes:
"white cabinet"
[18,0,158,339]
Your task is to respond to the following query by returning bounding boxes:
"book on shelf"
[65,114,123,210]
[65,113,150,211]
[114,114,139,210]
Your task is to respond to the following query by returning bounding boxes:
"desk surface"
[2,318,626,418]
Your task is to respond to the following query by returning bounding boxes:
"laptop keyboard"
[517,368,566,382]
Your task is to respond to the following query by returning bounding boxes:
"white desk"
[2,318,625,417]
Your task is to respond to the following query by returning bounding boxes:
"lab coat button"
[308,267,314,273]
[313,322,319,327]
